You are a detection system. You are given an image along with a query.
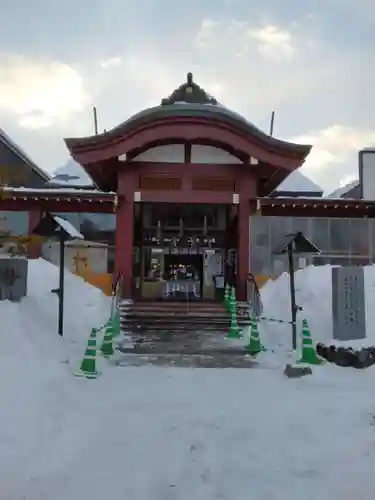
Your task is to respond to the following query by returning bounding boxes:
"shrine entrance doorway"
[163,253,203,301]
[136,202,230,301]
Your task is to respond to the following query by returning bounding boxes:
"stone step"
[119,300,250,332]
[119,303,248,313]
[119,306,229,314]
[123,310,230,317]
[121,320,246,328]
[120,327,230,334]
[119,300,248,308]
[120,317,250,328]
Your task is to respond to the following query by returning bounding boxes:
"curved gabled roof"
[64,73,312,192]
[65,103,311,155]
[65,72,311,157]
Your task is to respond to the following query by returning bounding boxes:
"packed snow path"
[2,365,375,500]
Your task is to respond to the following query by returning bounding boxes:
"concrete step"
[119,300,248,308]
[120,317,249,329]
[119,300,250,333]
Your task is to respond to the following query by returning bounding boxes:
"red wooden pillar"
[114,199,134,298]
[236,200,250,301]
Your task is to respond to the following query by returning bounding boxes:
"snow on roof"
[44,239,109,248]
[275,170,323,194]
[50,158,94,187]
[2,186,114,195]
[327,180,359,198]
[53,215,84,239]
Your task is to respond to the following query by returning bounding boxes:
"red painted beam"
[66,118,308,169]
[259,207,375,218]
[0,198,115,213]
[252,197,375,218]
[136,190,234,204]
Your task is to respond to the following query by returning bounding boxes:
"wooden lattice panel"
[192,178,235,191]
[138,176,182,190]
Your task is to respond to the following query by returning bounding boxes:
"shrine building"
[2,73,375,302]
[63,73,312,301]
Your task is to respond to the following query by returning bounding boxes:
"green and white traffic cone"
[245,315,265,356]
[224,283,230,307]
[111,309,121,339]
[298,319,323,365]
[74,328,100,379]
[227,286,236,312]
[100,322,115,358]
[226,287,242,339]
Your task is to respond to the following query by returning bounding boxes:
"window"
[330,219,350,252]
[143,248,163,281]
[312,218,330,253]
[270,217,288,252]
[369,220,375,262]
[291,218,310,236]
[150,205,218,229]
[349,219,369,255]
[0,211,28,236]
[251,216,270,249]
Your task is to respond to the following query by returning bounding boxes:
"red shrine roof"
[64,73,312,192]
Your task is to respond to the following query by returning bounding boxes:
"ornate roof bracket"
[161,72,218,106]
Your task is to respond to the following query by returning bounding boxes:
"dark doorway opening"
[163,253,203,301]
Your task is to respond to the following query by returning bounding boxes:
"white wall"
[133,144,184,163]
[361,149,375,200]
[132,144,244,164]
[191,145,242,164]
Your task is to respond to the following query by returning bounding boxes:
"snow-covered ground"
[1,259,375,500]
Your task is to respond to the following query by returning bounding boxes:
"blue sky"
[0,0,374,192]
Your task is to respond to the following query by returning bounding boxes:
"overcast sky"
[0,0,374,193]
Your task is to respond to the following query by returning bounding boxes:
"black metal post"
[93,106,98,135]
[269,110,275,136]
[287,245,297,350]
[58,232,65,337]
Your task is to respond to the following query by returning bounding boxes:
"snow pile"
[0,258,111,364]
[259,264,375,355]
[1,260,375,499]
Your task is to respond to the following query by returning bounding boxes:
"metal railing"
[246,273,263,317]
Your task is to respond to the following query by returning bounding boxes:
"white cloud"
[0,54,90,129]
[194,19,220,49]
[339,174,358,187]
[195,19,295,61]
[188,17,341,119]
[292,125,375,172]
[292,125,375,191]
[99,57,122,69]
[249,25,295,60]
